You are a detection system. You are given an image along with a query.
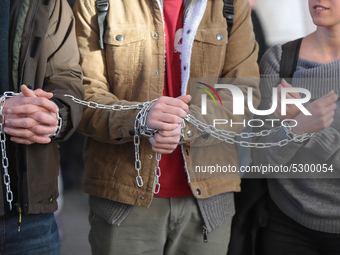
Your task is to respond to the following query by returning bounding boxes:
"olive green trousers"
[89,196,232,255]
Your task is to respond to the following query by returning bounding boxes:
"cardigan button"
[196,189,201,195]
[140,196,145,200]
[216,34,223,41]
[187,130,193,137]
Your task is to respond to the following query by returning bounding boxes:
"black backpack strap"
[223,0,235,37]
[96,0,109,50]
[279,38,303,78]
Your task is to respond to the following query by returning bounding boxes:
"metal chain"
[65,95,314,192]
[0,92,20,211]
[133,100,159,190]
[153,153,161,194]
[64,95,146,111]
[185,114,314,148]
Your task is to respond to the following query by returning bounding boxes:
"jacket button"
[187,29,191,34]
[155,71,159,75]
[148,154,153,159]
[183,66,187,71]
[116,35,124,41]
[129,130,135,136]
[154,33,159,38]
[216,34,223,41]
[187,130,193,138]
[196,189,201,195]
[140,196,145,200]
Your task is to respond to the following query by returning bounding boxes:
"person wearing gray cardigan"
[251,1,340,254]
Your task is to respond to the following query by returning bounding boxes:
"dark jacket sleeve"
[43,0,84,141]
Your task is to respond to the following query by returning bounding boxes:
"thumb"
[281,79,292,87]
[20,84,36,97]
[177,95,191,104]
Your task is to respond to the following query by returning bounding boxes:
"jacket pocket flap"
[194,28,228,45]
[104,27,145,45]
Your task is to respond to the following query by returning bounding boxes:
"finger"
[3,127,35,140]
[4,125,57,139]
[149,134,180,146]
[315,92,337,107]
[4,97,59,114]
[281,79,292,88]
[10,135,51,145]
[157,96,189,113]
[323,102,337,114]
[151,146,174,154]
[20,85,37,98]
[33,89,53,99]
[147,113,182,130]
[30,125,58,136]
[5,111,58,126]
[5,125,56,140]
[176,95,191,105]
[21,85,54,99]
[151,101,188,119]
[157,126,181,137]
[321,109,335,121]
[277,84,282,95]
[149,139,178,154]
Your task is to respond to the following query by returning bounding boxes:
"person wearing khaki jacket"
[0,0,84,253]
[74,0,259,254]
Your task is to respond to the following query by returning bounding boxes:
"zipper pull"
[18,206,22,232]
[203,225,208,243]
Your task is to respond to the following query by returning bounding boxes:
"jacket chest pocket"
[191,28,228,78]
[104,27,146,99]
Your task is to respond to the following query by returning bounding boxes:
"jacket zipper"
[203,225,208,243]
[14,203,22,232]
[18,206,22,232]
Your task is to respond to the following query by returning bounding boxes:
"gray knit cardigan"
[252,44,340,233]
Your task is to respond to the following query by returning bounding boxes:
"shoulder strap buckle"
[96,0,109,49]
[96,0,109,12]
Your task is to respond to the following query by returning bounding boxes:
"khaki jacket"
[0,0,84,216]
[74,0,260,207]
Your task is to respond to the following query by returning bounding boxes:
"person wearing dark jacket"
[0,0,84,254]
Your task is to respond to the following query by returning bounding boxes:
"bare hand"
[291,91,338,134]
[149,124,182,154]
[3,85,59,144]
[147,95,191,153]
[271,79,302,119]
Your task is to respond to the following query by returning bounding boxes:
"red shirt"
[154,0,192,198]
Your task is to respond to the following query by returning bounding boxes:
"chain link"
[153,153,161,194]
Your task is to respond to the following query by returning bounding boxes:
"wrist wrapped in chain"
[134,99,161,194]
[50,111,62,139]
[282,121,314,143]
[138,99,158,138]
